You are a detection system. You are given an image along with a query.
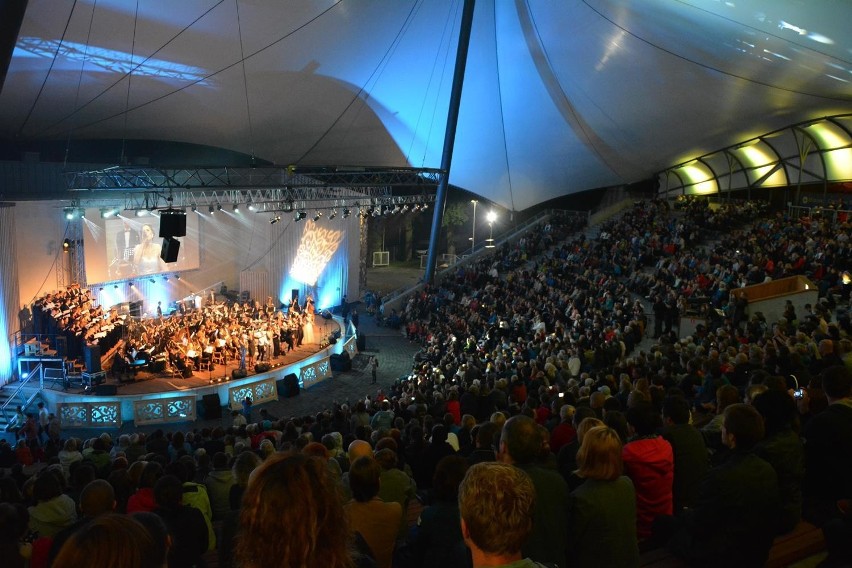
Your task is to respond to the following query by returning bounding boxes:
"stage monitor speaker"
[321,310,333,320]
[200,393,221,420]
[94,384,117,396]
[284,372,300,398]
[161,237,181,263]
[159,211,187,238]
[84,344,102,374]
[129,300,143,318]
[356,334,366,352]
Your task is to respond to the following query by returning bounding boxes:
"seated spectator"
[52,514,160,568]
[28,469,77,538]
[346,456,403,568]
[623,402,673,539]
[153,474,209,568]
[0,502,29,568]
[375,447,415,538]
[233,452,372,568]
[229,450,261,510]
[467,421,499,465]
[126,461,162,514]
[569,425,640,567]
[664,404,780,566]
[47,479,116,566]
[457,461,538,567]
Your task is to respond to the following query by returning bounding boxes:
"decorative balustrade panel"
[229,377,277,409]
[343,336,357,356]
[134,396,196,426]
[300,356,332,389]
[57,402,121,428]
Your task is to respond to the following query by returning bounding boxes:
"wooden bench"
[640,521,826,568]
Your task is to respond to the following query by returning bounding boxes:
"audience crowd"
[2,197,852,568]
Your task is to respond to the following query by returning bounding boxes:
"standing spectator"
[569,426,640,567]
[499,415,570,568]
[623,402,674,540]
[404,455,469,568]
[204,452,235,522]
[660,396,708,513]
[802,366,852,523]
[370,356,379,385]
[37,403,49,445]
[242,396,253,424]
[18,413,39,454]
[664,404,780,566]
[752,389,804,534]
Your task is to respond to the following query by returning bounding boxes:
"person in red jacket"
[622,401,674,540]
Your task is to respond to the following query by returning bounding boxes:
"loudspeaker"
[284,373,299,397]
[356,334,366,352]
[200,394,221,420]
[94,384,117,396]
[161,237,180,263]
[232,368,248,380]
[158,211,187,238]
[129,300,143,318]
[322,310,333,320]
[84,344,102,374]
[276,377,288,396]
[254,362,271,373]
[291,289,299,302]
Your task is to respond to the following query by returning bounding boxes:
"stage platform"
[40,318,358,428]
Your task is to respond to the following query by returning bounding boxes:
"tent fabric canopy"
[1,0,849,211]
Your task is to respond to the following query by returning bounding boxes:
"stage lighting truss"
[112,182,435,219]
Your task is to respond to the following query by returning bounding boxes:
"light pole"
[486,210,497,247]
[470,199,478,252]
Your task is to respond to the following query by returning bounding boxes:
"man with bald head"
[340,439,374,500]
[48,479,116,563]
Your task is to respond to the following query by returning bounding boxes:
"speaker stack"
[199,394,221,420]
[158,210,186,264]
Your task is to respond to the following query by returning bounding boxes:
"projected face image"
[133,224,164,275]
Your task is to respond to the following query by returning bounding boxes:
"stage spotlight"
[329,209,337,220]
[136,210,146,217]
[114,285,119,290]
[150,278,156,283]
[62,238,71,251]
[217,203,223,212]
[233,204,239,213]
[163,277,169,282]
[191,204,198,212]
[175,274,180,280]
[248,201,256,211]
[64,208,74,220]
[270,215,281,225]
[98,287,104,292]
[129,282,135,288]
[313,211,323,221]
[100,208,113,219]
[342,208,351,218]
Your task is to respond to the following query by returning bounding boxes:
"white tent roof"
[1,0,850,210]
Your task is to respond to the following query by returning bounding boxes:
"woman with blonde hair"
[234,453,370,568]
[569,425,640,567]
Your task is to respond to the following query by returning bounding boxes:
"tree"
[442,202,469,257]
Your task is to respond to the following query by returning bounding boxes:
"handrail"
[1,363,41,426]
